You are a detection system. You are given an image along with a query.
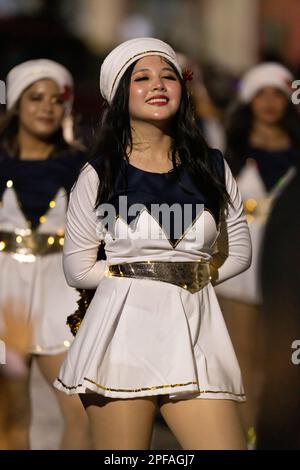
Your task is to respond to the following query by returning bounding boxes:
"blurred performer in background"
[256,162,300,449]
[215,62,300,446]
[0,59,90,449]
[176,52,225,152]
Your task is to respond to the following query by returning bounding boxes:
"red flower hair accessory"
[62,85,73,102]
[182,69,194,81]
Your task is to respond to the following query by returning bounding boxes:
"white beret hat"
[100,37,182,104]
[6,59,74,113]
[238,62,293,103]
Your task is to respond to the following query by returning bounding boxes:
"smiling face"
[18,78,65,139]
[250,86,288,125]
[128,55,182,127]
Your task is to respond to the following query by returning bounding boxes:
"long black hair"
[225,100,300,176]
[89,59,231,210]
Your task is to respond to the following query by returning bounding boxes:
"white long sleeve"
[210,160,252,285]
[63,164,107,289]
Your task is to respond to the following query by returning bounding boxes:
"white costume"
[0,59,81,354]
[215,157,296,304]
[0,151,84,354]
[54,37,251,401]
[55,158,251,401]
[215,62,297,304]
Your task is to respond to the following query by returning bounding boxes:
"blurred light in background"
[0,0,42,17]
[1,0,300,138]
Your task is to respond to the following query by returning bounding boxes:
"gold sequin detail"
[66,288,96,336]
[84,378,198,393]
[107,260,210,294]
[0,230,64,257]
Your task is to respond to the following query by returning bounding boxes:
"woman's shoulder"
[68,163,100,204]
[76,162,100,189]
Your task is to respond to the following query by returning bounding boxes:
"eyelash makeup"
[134,75,177,82]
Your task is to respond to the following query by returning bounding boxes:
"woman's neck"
[250,121,291,151]
[129,121,175,171]
[18,129,55,160]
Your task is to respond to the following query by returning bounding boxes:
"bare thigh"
[158,395,247,450]
[80,394,158,450]
[35,353,89,427]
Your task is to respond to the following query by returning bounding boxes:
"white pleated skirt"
[0,251,78,355]
[55,276,246,402]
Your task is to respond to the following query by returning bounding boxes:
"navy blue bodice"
[0,150,86,229]
[246,146,298,191]
[93,149,224,245]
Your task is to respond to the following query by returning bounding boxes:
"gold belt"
[107,260,211,294]
[0,230,64,257]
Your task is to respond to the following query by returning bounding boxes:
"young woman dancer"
[0,59,90,449]
[55,38,251,450]
[215,62,300,444]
